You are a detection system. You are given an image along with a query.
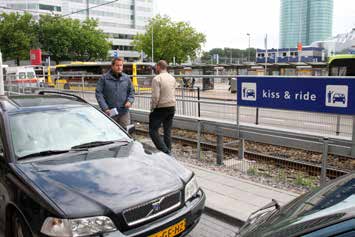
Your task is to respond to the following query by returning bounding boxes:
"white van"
[5,66,39,88]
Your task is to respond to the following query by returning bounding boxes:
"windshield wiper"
[19,150,70,159]
[246,199,280,223]
[71,139,130,150]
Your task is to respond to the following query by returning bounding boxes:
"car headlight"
[40,216,117,237]
[185,176,199,202]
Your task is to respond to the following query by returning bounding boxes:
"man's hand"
[125,101,132,108]
[105,109,111,116]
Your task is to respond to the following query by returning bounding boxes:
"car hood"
[14,141,192,218]
[239,173,355,237]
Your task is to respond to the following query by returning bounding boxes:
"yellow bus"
[54,62,154,91]
[328,54,355,76]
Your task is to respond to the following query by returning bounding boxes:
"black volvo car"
[0,91,205,237]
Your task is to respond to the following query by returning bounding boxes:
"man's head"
[156,60,168,74]
[111,58,124,75]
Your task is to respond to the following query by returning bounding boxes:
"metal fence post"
[336,115,340,136]
[320,137,329,187]
[196,120,201,160]
[238,139,244,160]
[57,72,60,89]
[81,76,85,98]
[352,116,355,157]
[216,126,223,165]
[182,87,186,115]
[197,87,201,117]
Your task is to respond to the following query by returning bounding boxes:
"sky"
[155,0,355,51]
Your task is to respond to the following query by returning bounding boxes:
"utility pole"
[151,24,154,63]
[246,33,251,62]
[0,51,4,95]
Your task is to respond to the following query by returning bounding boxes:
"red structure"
[30,49,42,65]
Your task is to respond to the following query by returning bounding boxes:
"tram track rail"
[134,128,349,179]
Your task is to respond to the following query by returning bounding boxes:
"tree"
[38,15,111,63]
[132,15,206,64]
[0,12,37,65]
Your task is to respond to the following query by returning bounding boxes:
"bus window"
[19,72,26,79]
[27,72,36,79]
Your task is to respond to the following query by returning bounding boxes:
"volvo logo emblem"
[146,197,165,217]
[152,202,161,212]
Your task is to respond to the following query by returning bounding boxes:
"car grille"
[123,191,181,226]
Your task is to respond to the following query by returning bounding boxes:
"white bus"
[5,66,39,88]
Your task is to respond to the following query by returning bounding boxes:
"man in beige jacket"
[149,60,176,155]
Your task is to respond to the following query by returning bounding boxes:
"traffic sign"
[237,76,355,115]
[112,50,119,58]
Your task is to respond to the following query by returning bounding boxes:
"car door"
[0,130,7,226]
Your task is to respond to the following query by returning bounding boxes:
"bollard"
[216,126,223,165]
[238,139,244,160]
[320,137,329,187]
[196,120,201,160]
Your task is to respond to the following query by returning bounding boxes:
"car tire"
[11,211,32,237]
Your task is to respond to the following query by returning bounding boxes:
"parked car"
[0,91,205,237]
[236,172,355,237]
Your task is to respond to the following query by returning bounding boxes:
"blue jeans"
[149,107,175,154]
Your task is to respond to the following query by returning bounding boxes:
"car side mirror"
[126,124,135,135]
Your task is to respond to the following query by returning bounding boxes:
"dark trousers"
[149,107,175,154]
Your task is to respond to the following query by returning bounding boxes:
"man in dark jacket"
[95,58,135,129]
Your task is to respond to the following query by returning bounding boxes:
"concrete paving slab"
[182,162,300,222]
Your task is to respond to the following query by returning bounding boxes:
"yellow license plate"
[149,219,186,237]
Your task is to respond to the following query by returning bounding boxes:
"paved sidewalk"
[182,162,300,223]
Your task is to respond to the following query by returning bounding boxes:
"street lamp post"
[151,24,154,63]
[246,33,251,62]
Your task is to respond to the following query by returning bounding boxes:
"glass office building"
[0,0,154,61]
[280,0,333,48]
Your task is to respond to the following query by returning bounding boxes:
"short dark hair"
[111,57,124,66]
[157,60,168,70]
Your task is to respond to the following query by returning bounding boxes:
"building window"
[112,45,134,51]
[39,4,61,12]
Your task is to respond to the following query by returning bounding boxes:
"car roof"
[0,94,89,113]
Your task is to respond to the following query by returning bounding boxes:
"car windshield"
[10,106,129,158]
[280,173,355,220]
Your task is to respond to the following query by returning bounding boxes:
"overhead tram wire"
[60,0,120,18]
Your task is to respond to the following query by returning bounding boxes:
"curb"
[204,206,245,228]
